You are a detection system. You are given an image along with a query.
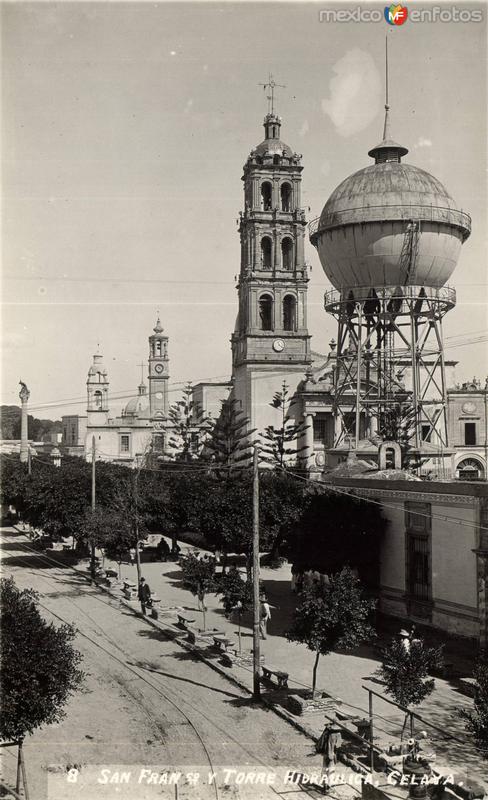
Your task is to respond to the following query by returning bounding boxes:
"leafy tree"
[461,660,488,757]
[376,634,444,737]
[204,396,254,470]
[287,567,375,697]
[137,470,174,532]
[1,577,84,792]
[0,455,32,518]
[259,382,309,469]
[259,471,309,561]
[179,552,217,630]
[216,567,252,652]
[167,383,211,462]
[286,491,387,591]
[217,566,252,614]
[22,457,92,539]
[76,506,137,578]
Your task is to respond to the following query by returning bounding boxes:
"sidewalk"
[82,532,487,790]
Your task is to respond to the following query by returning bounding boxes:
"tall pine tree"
[167,383,211,462]
[259,382,310,470]
[204,396,254,471]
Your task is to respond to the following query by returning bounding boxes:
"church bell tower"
[231,79,311,429]
[148,316,169,417]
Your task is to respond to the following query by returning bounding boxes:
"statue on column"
[19,380,30,402]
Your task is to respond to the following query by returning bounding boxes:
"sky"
[2,0,487,419]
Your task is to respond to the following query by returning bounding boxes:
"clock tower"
[148,316,169,416]
[231,85,311,430]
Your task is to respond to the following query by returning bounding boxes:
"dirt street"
[1,529,355,800]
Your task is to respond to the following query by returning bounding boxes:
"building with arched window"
[230,104,311,432]
[258,294,273,331]
[281,237,293,270]
[282,295,297,331]
[260,236,272,269]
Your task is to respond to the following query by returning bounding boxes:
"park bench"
[212,635,235,653]
[122,581,137,601]
[220,650,236,668]
[458,677,476,697]
[261,665,289,689]
[176,612,196,628]
[148,594,161,619]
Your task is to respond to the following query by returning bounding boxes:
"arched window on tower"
[281,238,293,270]
[260,182,272,211]
[283,295,297,331]
[259,294,273,331]
[273,155,280,166]
[280,183,292,212]
[155,340,162,357]
[261,237,272,269]
[94,390,103,409]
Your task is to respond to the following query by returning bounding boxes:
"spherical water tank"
[310,142,471,290]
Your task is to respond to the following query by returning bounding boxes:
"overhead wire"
[8,325,488,415]
[272,464,488,535]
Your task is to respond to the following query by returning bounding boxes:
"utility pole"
[252,445,261,700]
[134,465,142,584]
[27,449,31,476]
[90,435,96,579]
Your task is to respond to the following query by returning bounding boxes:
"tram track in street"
[3,532,359,800]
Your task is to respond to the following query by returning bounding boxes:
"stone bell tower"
[148,316,169,417]
[86,351,109,426]
[231,79,311,431]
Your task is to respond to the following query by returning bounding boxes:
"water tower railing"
[309,205,471,240]
[324,285,456,314]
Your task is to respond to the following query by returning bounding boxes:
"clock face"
[154,363,164,374]
[273,338,285,353]
[462,401,477,414]
[155,391,163,400]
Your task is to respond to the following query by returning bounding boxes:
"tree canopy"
[0,577,84,741]
[376,635,444,710]
[286,490,387,590]
[287,567,375,696]
[461,659,488,758]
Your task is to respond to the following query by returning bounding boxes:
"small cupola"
[263,113,281,141]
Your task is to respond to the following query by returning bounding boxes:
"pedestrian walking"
[316,715,342,794]
[259,596,271,639]
[138,577,151,616]
[129,547,136,566]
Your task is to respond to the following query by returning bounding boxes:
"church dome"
[123,395,149,417]
[254,137,294,159]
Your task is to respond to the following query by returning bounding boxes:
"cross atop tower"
[258,73,286,115]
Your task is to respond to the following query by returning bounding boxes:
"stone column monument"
[19,380,30,464]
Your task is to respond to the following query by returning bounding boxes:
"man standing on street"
[138,577,151,616]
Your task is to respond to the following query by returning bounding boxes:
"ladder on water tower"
[400,220,420,285]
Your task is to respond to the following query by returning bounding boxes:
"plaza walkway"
[83,532,487,791]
